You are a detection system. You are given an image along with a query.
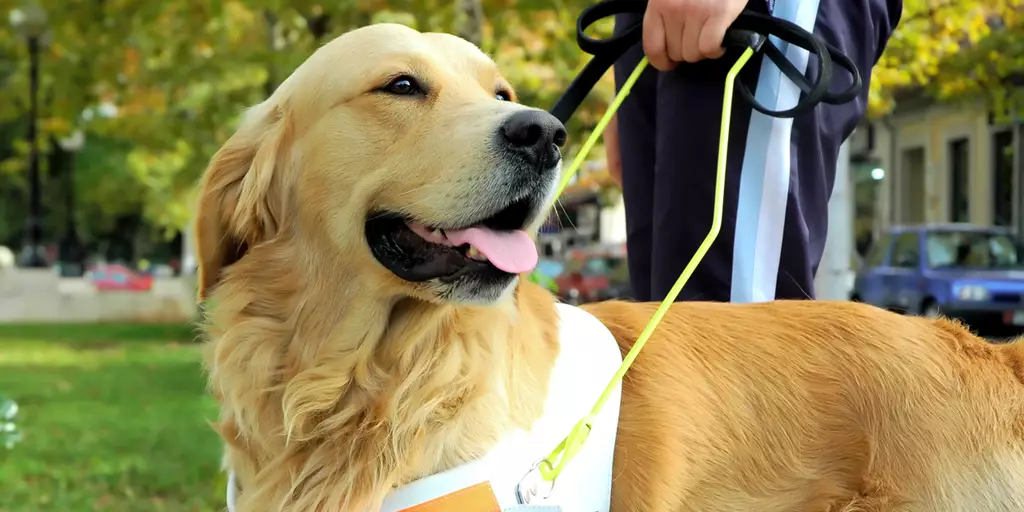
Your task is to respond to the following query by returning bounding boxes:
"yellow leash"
[540,48,756,484]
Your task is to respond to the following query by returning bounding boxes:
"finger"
[698,15,731,59]
[643,10,674,71]
[667,14,689,64]
[680,14,706,63]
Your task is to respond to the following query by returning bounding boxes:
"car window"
[864,234,892,267]
[925,230,1023,268]
[891,232,920,268]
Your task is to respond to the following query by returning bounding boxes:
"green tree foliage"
[8,0,1021,238]
[0,0,614,239]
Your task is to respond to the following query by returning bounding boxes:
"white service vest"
[227,303,623,512]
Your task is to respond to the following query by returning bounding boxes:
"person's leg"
[649,50,763,302]
[733,0,901,301]
[613,12,659,302]
[649,0,900,303]
[769,0,902,299]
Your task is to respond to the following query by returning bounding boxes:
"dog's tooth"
[466,247,488,261]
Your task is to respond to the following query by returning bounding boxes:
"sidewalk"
[0,269,196,323]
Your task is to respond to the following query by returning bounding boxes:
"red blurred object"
[556,270,610,304]
[88,264,154,292]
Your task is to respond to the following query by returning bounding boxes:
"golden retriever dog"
[195,23,1024,512]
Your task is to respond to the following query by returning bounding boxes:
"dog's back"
[584,299,1024,511]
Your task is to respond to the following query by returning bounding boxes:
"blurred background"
[0,0,1021,510]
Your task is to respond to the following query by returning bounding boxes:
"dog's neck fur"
[203,236,560,511]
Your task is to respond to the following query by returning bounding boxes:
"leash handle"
[548,2,863,123]
[548,0,643,124]
[722,29,766,52]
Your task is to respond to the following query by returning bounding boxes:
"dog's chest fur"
[206,281,561,511]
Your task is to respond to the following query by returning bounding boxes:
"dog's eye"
[382,75,422,96]
[495,90,512,101]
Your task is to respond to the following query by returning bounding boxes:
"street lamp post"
[9,2,49,268]
[58,130,85,277]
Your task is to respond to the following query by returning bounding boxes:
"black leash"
[549,0,863,124]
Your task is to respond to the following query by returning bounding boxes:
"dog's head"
[195,23,565,306]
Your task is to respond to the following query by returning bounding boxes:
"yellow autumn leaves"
[868,0,1024,117]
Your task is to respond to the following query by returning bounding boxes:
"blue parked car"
[852,224,1024,331]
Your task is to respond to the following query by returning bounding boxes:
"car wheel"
[921,300,940,318]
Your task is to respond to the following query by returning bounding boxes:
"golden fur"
[588,300,1024,511]
[195,23,1024,511]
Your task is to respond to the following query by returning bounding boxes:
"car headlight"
[955,284,989,301]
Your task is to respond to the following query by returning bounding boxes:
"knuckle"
[664,0,688,16]
[699,39,718,57]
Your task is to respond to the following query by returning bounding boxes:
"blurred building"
[537,160,627,259]
[855,96,1024,242]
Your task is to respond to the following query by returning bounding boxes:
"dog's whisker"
[554,200,576,232]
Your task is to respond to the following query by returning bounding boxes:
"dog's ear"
[194,103,294,302]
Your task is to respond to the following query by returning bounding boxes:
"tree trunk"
[304,12,331,42]
[457,0,484,47]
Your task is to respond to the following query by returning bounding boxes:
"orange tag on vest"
[397,481,501,512]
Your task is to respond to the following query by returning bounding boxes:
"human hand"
[643,0,748,71]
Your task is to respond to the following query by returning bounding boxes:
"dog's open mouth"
[365,194,539,283]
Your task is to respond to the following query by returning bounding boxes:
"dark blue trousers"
[614,0,902,303]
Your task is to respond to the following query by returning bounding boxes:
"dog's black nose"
[500,109,567,168]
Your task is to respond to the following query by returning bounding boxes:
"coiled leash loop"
[550,0,862,125]
[524,0,865,500]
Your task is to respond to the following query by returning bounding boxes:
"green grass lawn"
[0,323,226,512]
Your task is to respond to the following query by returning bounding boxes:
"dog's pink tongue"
[445,228,538,274]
